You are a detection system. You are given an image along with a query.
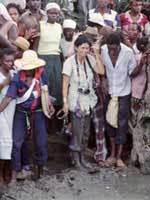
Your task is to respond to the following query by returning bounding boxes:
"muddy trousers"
[70,112,91,152]
[11,110,48,171]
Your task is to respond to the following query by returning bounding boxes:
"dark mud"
[1,135,150,200]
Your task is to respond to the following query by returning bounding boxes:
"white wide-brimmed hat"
[88,13,106,27]
[63,19,76,29]
[14,50,46,70]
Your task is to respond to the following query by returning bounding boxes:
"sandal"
[104,157,116,167]
[116,159,126,168]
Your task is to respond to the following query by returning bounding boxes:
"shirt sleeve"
[115,14,121,28]
[6,73,19,99]
[128,51,137,75]
[62,57,73,77]
[41,69,48,85]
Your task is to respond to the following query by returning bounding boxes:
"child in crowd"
[60,19,77,60]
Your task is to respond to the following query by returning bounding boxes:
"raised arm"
[130,51,148,77]
[92,42,105,75]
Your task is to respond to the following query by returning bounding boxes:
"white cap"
[63,19,76,29]
[88,13,106,27]
[46,2,60,11]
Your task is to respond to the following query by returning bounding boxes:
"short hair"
[0,48,14,60]
[136,36,149,52]
[7,3,23,15]
[106,32,121,46]
[129,0,138,5]
[74,34,91,47]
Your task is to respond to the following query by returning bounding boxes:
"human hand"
[25,28,40,40]
[62,102,69,114]
[140,50,149,66]
[49,104,55,117]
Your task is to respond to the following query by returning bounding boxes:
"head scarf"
[0,3,13,21]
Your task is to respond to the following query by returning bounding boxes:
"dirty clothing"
[6,69,48,171]
[12,109,47,171]
[69,112,91,152]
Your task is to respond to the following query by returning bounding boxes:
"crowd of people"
[0,0,150,186]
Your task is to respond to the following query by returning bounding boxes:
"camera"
[78,87,90,95]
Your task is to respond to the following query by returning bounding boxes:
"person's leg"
[70,112,84,168]
[116,95,131,167]
[11,111,26,181]
[78,0,87,15]
[105,123,117,166]
[21,140,30,170]
[0,160,5,184]
[32,111,48,179]
[80,114,92,168]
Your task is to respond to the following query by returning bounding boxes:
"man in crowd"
[101,32,146,167]
[89,0,121,30]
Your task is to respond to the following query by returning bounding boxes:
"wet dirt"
[1,135,150,200]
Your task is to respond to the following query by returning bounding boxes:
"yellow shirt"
[38,21,62,55]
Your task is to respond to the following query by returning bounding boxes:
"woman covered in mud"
[62,34,104,168]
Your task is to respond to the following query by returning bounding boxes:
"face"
[47,8,60,23]
[63,28,75,41]
[1,54,14,72]
[75,43,90,58]
[107,44,120,57]
[25,69,35,76]
[97,0,108,9]
[27,0,41,11]
[13,46,23,59]
[127,24,140,41]
[130,1,142,13]
[8,7,20,23]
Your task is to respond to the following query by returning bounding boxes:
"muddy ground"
[0,135,150,200]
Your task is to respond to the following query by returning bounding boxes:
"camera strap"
[75,55,89,88]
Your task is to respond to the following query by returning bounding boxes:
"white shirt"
[89,8,120,29]
[62,54,97,113]
[101,43,136,97]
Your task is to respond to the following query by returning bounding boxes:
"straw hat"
[14,50,46,70]
[13,37,30,51]
[84,26,99,36]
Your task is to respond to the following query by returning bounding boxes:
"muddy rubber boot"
[80,153,92,169]
[72,152,81,169]
[32,165,43,181]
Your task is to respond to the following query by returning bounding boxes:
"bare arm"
[0,96,12,112]
[130,52,148,77]
[8,24,18,42]
[92,42,105,75]
[62,74,70,113]
[0,33,12,48]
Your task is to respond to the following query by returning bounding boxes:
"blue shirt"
[6,69,48,109]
